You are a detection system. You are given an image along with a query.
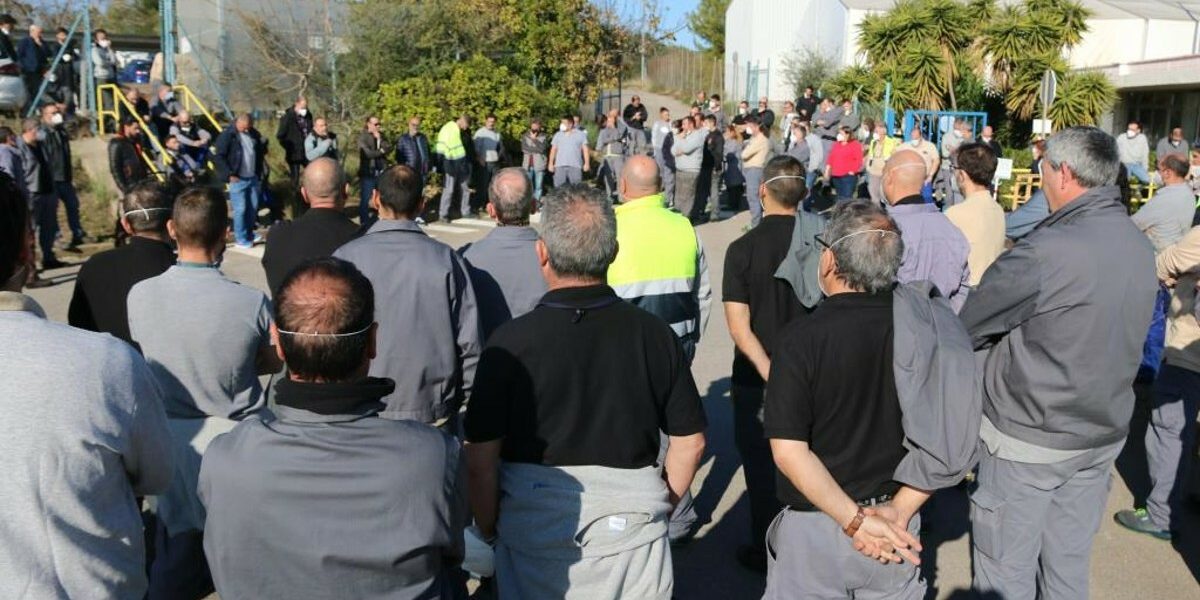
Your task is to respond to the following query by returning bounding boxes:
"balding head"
[619,155,661,201]
[487,167,533,225]
[881,149,928,204]
[300,158,346,209]
[273,257,376,383]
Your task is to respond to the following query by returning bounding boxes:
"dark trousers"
[288,161,306,218]
[148,524,213,600]
[831,174,858,199]
[54,181,85,241]
[732,384,781,550]
[31,193,58,262]
[694,166,721,222]
[22,73,41,112]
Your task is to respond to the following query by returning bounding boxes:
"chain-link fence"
[633,49,750,105]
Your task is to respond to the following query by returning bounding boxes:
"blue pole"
[82,9,94,134]
[161,0,176,84]
[883,82,894,135]
[25,11,85,118]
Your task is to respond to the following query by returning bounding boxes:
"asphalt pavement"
[24,207,1200,599]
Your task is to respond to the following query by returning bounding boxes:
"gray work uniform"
[551,128,588,186]
[959,185,1157,600]
[199,377,467,600]
[459,225,548,340]
[596,124,627,200]
[673,130,705,219]
[333,219,482,424]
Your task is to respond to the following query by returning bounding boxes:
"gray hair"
[489,167,533,225]
[824,201,903,294]
[539,184,617,279]
[1044,126,1120,188]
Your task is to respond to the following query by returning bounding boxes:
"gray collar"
[0,291,46,318]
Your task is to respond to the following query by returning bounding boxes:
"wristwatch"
[843,508,866,537]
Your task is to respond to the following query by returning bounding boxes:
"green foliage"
[687,0,731,57]
[1050,71,1116,129]
[781,46,838,98]
[100,0,160,35]
[372,56,573,144]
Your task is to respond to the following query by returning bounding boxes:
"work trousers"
[868,173,885,206]
[440,173,471,220]
[1146,364,1200,532]
[732,385,780,551]
[971,442,1122,600]
[600,156,624,202]
[287,162,307,218]
[744,167,763,227]
[694,166,722,222]
[552,166,582,187]
[764,509,924,600]
[655,154,675,207]
[674,170,699,221]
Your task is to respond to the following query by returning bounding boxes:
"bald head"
[881,149,928,204]
[620,155,661,200]
[488,167,533,225]
[300,158,346,208]
[274,258,375,382]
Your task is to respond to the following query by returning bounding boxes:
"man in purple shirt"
[882,150,970,312]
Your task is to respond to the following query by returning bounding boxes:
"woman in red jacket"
[824,126,865,200]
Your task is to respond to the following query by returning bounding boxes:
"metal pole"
[25,12,85,118]
[639,0,647,81]
[161,0,176,83]
[82,8,94,134]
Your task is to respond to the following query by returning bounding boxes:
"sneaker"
[41,258,70,270]
[252,233,265,245]
[235,241,254,250]
[1114,508,1171,540]
[415,216,427,225]
[735,544,768,574]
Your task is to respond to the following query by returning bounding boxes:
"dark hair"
[703,114,717,125]
[710,94,721,102]
[376,165,423,217]
[94,28,107,36]
[55,27,67,35]
[681,116,694,128]
[275,257,375,381]
[762,155,806,209]
[0,171,28,284]
[744,114,761,127]
[120,116,139,131]
[486,113,497,121]
[171,187,227,249]
[1160,154,1190,179]
[0,126,12,141]
[955,142,999,186]
[122,181,172,234]
[660,107,669,114]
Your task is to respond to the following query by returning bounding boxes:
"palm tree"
[1051,71,1116,128]
[918,0,974,108]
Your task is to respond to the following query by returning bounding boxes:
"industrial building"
[724,0,1200,141]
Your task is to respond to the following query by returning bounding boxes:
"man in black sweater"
[68,182,175,347]
[108,117,151,245]
[262,157,360,296]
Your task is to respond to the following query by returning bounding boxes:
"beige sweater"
[945,190,1006,286]
[1157,225,1200,373]
[741,134,770,169]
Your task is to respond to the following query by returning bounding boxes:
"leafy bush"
[372,55,574,145]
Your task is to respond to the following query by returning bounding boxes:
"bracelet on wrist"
[842,507,866,538]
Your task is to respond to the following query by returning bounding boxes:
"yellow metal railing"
[172,84,222,133]
[96,83,224,183]
[1003,168,1161,211]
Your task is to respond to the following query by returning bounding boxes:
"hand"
[863,504,913,531]
[229,175,240,183]
[583,163,590,173]
[548,164,555,173]
[850,514,921,565]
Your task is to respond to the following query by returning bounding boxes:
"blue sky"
[661,0,700,49]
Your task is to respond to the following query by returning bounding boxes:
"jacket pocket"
[969,487,1005,560]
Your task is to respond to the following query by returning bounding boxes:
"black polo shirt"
[261,207,360,296]
[67,236,175,347]
[465,284,707,468]
[763,292,905,510]
[722,214,811,387]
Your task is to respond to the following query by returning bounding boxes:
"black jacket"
[38,125,71,183]
[0,31,16,61]
[68,236,176,347]
[261,207,360,296]
[275,107,313,164]
[703,129,724,172]
[623,103,648,130]
[214,125,268,182]
[395,133,430,176]
[752,108,775,131]
[357,131,388,177]
[108,135,149,193]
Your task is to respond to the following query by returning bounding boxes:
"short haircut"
[1127,120,1140,128]
[1043,126,1120,188]
[171,186,227,249]
[376,165,422,217]
[823,201,903,294]
[301,157,346,200]
[0,171,27,283]
[681,116,694,128]
[0,126,12,141]
[710,94,721,101]
[744,114,761,127]
[660,107,669,114]
[122,182,172,234]
[762,155,806,209]
[55,27,67,35]
[275,257,375,381]
[488,167,533,225]
[1160,154,1190,179]
[955,143,998,186]
[486,113,497,120]
[703,114,717,125]
[539,184,617,279]
[94,28,107,36]
[20,118,38,133]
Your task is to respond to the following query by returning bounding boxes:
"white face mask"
[559,123,568,132]
[98,39,110,48]
[910,139,921,146]
[1127,129,1137,138]
[982,136,991,142]
[297,108,307,116]
[709,102,718,110]
[744,127,753,135]
[874,132,883,141]
[50,113,63,126]
[837,133,848,142]
[739,107,747,115]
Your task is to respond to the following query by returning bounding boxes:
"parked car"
[0,58,27,114]
[117,59,151,84]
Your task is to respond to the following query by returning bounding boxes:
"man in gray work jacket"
[959,127,1157,600]
[334,164,481,427]
[199,257,466,599]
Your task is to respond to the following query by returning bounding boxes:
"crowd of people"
[2,68,1200,600]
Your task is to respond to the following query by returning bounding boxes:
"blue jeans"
[228,178,261,245]
[359,175,377,223]
[744,166,763,227]
[527,168,545,200]
[1126,162,1150,185]
[31,193,59,262]
[54,181,85,240]
[831,174,858,199]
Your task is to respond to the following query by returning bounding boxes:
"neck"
[1047,188,1086,213]
[545,273,604,291]
[1163,177,1183,186]
[133,231,169,243]
[762,199,795,216]
[962,181,989,196]
[824,278,859,296]
[176,245,220,265]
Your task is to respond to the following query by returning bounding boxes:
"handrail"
[96,83,167,182]
[173,84,222,133]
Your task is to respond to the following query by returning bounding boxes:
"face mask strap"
[276,323,372,338]
[122,206,171,220]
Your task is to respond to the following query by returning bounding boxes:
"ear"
[120,216,134,236]
[369,188,381,212]
[486,203,497,221]
[270,323,286,363]
[535,238,549,268]
[166,219,177,241]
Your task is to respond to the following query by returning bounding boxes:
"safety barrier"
[1004,168,1161,210]
[96,83,223,182]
